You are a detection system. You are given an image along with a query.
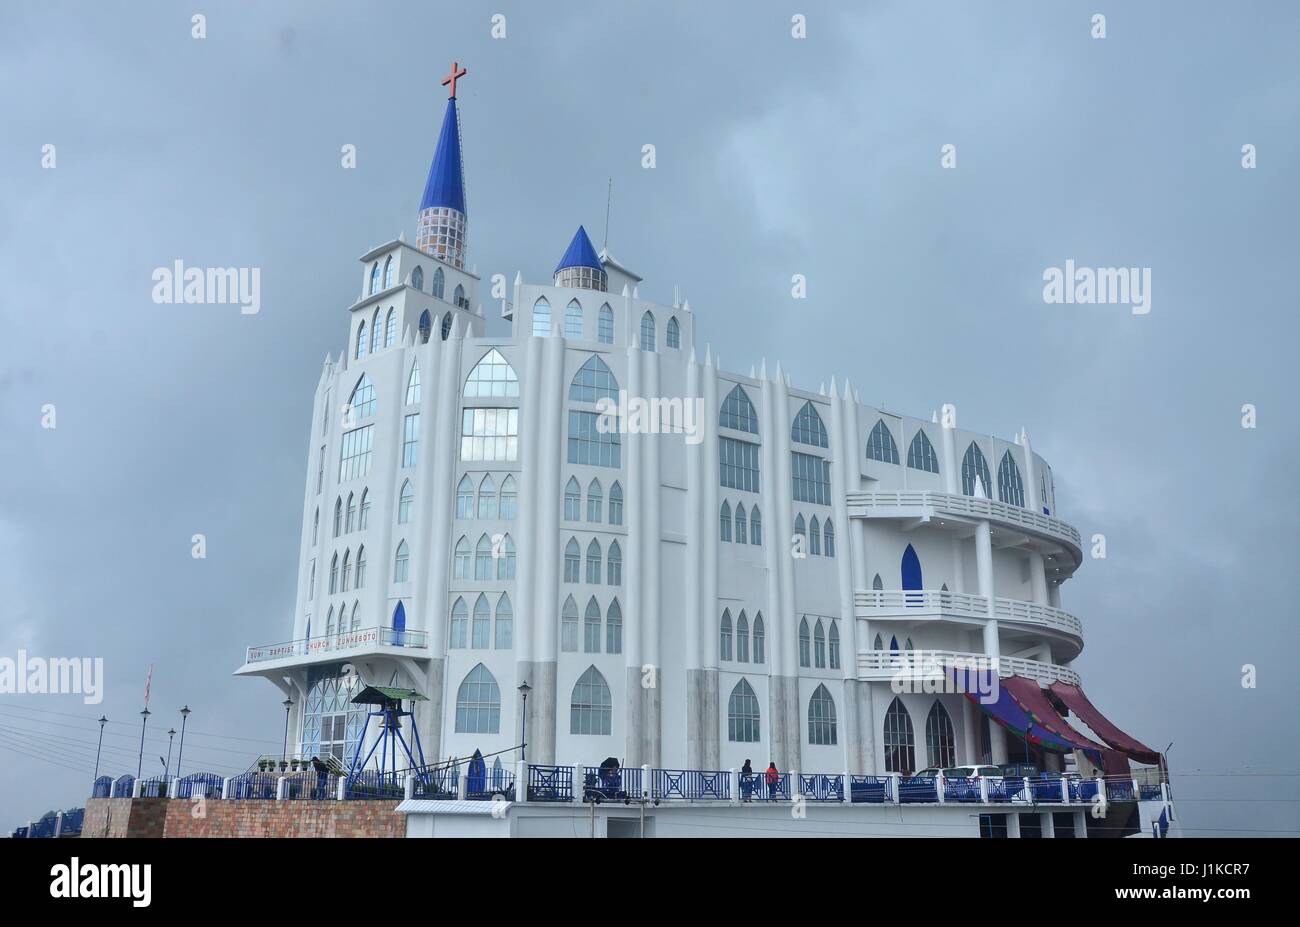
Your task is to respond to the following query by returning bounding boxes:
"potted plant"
[257,759,268,772]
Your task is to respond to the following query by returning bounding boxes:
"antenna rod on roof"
[603,177,613,250]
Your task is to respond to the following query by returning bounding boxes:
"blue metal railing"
[1138,783,1163,801]
[229,772,278,800]
[60,808,85,835]
[943,776,981,803]
[1074,779,1099,803]
[527,764,573,802]
[91,776,112,799]
[654,768,731,801]
[177,772,224,800]
[138,775,169,798]
[411,764,457,800]
[898,776,939,803]
[582,765,643,803]
[111,775,136,798]
[984,777,1016,802]
[799,773,844,802]
[31,815,57,838]
[345,770,404,800]
[1030,776,1064,803]
[1105,779,1135,802]
[468,766,516,800]
[849,775,893,803]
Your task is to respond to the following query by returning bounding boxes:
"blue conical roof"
[554,226,602,274]
[419,98,465,214]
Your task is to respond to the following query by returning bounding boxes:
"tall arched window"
[355,320,368,359]
[794,513,807,550]
[464,349,520,397]
[453,284,466,308]
[640,311,656,351]
[884,697,916,774]
[494,593,513,649]
[925,702,957,768]
[384,308,396,348]
[585,539,602,584]
[719,501,732,542]
[329,553,338,594]
[750,506,762,545]
[532,297,551,337]
[383,256,394,289]
[393,540,410,583]
[828,621,840,670]
[736,611,750,663]
[432,267,445,299]
[453,536,470,579]
[455,664,500,733]
[345,492,356,533]
[369,261,380,295]
[472,594,491,648]
[456,475,474,519]
[997,450,1025,508]
[449,598,468,649]
[565,299,583,339]
[564,538,581,583]
[720,610,733,661]
[872,573,883,591]
[334,495,345,536]
[583,597,601,653]
[866,419,900,464]
[325,606,335,637]
[814,620,826,668]
[727,679,761,742]
[586,479,602,522]
[608,482,623,525]
[606,599,622,653]
[441,313,452,340]
[312,508,319,546]
[411,266,424,291]
[406,361,421,404]
[350,600,361,631]
[391,600,405,633]
[809,516,821,555]
[907,429,940,473]
[569,354,620,403]
[808,684,837,745]
[564,477,581,521]
[792,401,829,447]
[734,504,747,544]
[418,310,431,343]
[349,374,376,419]
[799,618,811,667]
[341,550,351,591]
[500,475,517,519]
[752,614,765,664]
[598,304,614,344]
[607,541,622,585]
[719,384,759,433]
[666,316,680,349]
[474,534,493,579]
[355,545,366,589]
[962,442,993,498]
[371,311,380,357]
[874,633,883,650]
[561,596,579,651]
[477,475,497,519]
[358,489,370,529]
[571,666,612,735]
[823,519,835,557]
[902,544,922,604]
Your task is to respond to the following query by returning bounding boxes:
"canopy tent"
[1048,682,1162,766]
[948,667,1101,764]
[1001,676,1130,777]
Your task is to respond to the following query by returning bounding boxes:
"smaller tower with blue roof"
[554,225,607,292]
[417,61,469,269]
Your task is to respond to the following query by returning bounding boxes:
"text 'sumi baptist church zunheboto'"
[234,62,1166,814]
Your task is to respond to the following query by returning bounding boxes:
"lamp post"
[165,728,177,779]
[93,716,108,782]
[136,708,151,780]
[517,681,531,763]
[175,705,191,780]
[282,697,293,764]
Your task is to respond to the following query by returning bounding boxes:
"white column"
[643,348,663,766]
[701,354,720,671]
[976,521,1000,661]
[516,334,545,671]
[1020,431,1040,513]
[684,350,703,676]
[939,403,958,495]
[1028,551,1049,605]
[426,325,462,654]
[624,341,645,764]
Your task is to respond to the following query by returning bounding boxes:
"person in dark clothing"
[740,759,754,801]
[765,761,780,801]
[310,756,329,799]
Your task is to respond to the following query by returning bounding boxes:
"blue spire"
[419,98,465,214]
[554,226,602,274]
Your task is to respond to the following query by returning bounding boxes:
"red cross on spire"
[441,60,467,99]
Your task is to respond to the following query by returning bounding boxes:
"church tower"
[417,62,469,269]
[554,225,607,291]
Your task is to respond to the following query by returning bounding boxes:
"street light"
[517,681,531,763]
[165,729,177,779]
[176,706,191,780]
[93,716,108,782]
[282,697,294,764]
[136,708,151,780]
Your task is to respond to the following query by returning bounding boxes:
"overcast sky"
[2,1,1297,836]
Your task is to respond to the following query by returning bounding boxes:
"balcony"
[855,648,1081,686]
[845,490,1083,574]
[236,626,430,674]
[854,589,1083,653]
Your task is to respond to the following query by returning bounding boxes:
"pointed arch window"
[587,479,603,523]
[497,534,516,581]
[564,537,581,583]
[606,599,623,654]
[312,508,319,546]
[449,598,468,649]
[355,545,366,589]
[720,610,733,661]
[925,702,957,768]
[792,401,829,447]
[441,313,452,340]
[345,492,356,533]
[406,362,421,404]
[640,311,656,351]
[799,618,811,667]
[494,593,513,649]
[571,666,612,735]
[341,550,351,591]
[565,299,583,339]
[962,442,993,498]
[393,540,410,583]
[455,664,500,733]
[453,284,466,309]
[583,597,602,652]
[719,384,759,434]
[384,308,397,348]
[884,697,916,774]
[829,621,840,669]
[474,534,494,580]
[809,516,821,556]
[824,519,835,558]
[872,573,883,591]
[532,298,551,337]
[569,354,620,403]
[329,553,339,594]
[477,475,498,519]
[598,304,614,344]
[456,476,475,519]
[734,503,747,544]
[499,475,517,520]
[383,256,394,289]
[866,419,900,464]
[874,633,883,650]
[608,482,623,525]
[727,679,761,743]
[998,450,1025,508]
[369,261,380,295]
[453,536,470,579]
[561,596,579,652]
[358,490,370,530]
[719,501,732,542]
[808,684,838,745]
[355,318,368,356]
[814,620,826,668]
[349,374,376,420]
[753,614,765,664]
[585,539,602,585]
[464,349,520,398]
[371,311,380,357]
[564,477,581,521]
[472,594,491,648]
[432,267,445,299]
[411,266,424,291]
[349,601,361,632]
[902,544,923,604]
[736,611,750,663]
[325,606,335,637]
[666,316,680,349]
[794,513,807,551]
[750,506,762,546]
[418,310,431,343]
[607,541,622,586]
[907,429,940,473]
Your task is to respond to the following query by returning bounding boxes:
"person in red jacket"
[765,761,780,801]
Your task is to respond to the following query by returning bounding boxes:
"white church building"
[235,66,1167,835]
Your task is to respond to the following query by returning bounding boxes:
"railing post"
[1132,776,1141,799]
[221,778,232,801]
[1095,776,1105,809]
[1060,777,1070,804]
[1161,782,1170,805]
[790,770,800,802]
[515,760,527,803]
[276,777,287,801]
[841,769,851,803]
[457,771,468,800]
[1023,777,1031,805]
[336,776,347,801]
[729,768,740,805]
[404,774,415,800]
[936,771,945,804]
[168,777,180,800]
[54,812,64,838]
[979,775,990,803]
[132,778,143,799]
[890,773,901,804]
[641,764,652,802]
